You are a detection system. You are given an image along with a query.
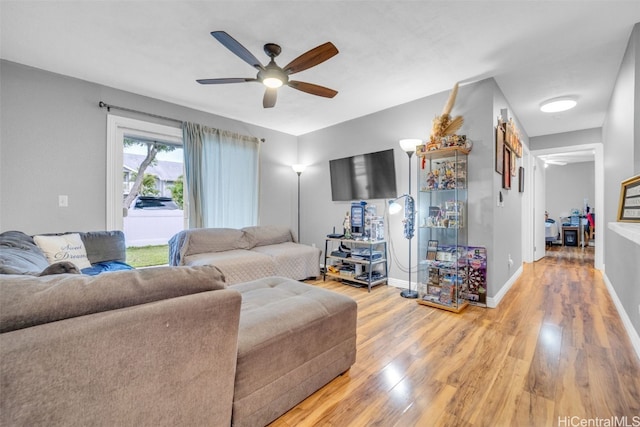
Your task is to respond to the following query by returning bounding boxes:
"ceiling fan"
[197,31,339,108]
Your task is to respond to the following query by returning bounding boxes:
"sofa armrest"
[1,288,241,427]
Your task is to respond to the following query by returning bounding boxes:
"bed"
[545,219,560,245]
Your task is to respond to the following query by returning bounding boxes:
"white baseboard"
[486,265,523,308]
[387,277,407,289]
[602,271,640,363]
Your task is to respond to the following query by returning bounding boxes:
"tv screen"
[329,149,398,201]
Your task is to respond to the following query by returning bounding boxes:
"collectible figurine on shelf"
[343,211,352,239]
[426,171,437,190]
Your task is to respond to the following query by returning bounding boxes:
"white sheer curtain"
[183,122,260,229]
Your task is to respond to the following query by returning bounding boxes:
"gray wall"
[602,24,640,339]
[298,78,528,300]
[0,60,298,235]
[530,128,601,151]
[545,161,595,221]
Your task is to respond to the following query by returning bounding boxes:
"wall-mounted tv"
[329,149,398,201]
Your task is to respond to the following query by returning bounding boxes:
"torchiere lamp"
[291,164,306,242]
[392,138,422,299]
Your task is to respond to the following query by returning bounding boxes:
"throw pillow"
[33,234,92,270]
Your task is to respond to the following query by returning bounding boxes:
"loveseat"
[169,225,322,285]
[1,229,357,427]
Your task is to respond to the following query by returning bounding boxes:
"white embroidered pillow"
[33,233,92,270]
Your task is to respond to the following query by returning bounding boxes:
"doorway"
[106,115,185,265]
[530,143,603,270]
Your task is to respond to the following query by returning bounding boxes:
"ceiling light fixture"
[261,64,286,89]
[263,76,284,88]
[540,97,577,113]
[544,160,567,166]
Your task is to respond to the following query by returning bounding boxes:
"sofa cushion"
[0,231,49,275]
[79,230,127,263]
[0,265,227,333]
[183,250,275,285]
[242,225,293,246]
[38,231,127,264]
[251,242,321,279]
[33,233,92,270]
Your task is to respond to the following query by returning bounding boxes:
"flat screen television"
[329,149,398,201]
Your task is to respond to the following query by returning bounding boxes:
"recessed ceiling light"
[540,97,577,113]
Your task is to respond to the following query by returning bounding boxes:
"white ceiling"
[1,1,639,138]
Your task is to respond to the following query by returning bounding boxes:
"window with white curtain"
[183,122,260,229]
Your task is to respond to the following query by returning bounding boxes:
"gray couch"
[169,226,322,285]
[1,230,357,427]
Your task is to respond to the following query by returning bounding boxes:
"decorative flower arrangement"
[426,82,466,151]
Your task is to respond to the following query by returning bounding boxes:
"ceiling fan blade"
[263,88,277,108]
[211,31,264,70]
[196,78,257,84]
[284,42,338,75]
[288,81,338,98]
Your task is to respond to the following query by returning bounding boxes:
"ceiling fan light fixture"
[199,32,338,108]
[540,97,577,113]
[263,77,283,88]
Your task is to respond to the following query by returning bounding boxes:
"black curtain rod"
[98,101,183,124]
[98,101,265,142]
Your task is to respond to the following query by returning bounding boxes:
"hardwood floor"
[270,245,640,427]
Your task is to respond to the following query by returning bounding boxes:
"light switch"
[58,195,69,207]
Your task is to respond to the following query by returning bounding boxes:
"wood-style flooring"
[270,245,640,427]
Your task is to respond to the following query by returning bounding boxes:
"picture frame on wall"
[502,146,511,189]
[617,174,640,222]
[495,124,505,175]
[511,150,517,177]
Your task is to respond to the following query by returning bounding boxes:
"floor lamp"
[393,138,422,299]
[291,164,306,242]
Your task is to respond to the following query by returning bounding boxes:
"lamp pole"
[292,164,306,242]
[398,139,422,299]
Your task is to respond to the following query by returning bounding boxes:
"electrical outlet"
[58,195,68,207]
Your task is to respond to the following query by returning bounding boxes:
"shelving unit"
[416,147,470,313]
[323,237,388,292]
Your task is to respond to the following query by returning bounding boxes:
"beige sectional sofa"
[1,230,357,427]
[1,265,242,426]
[169,225,321,284]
